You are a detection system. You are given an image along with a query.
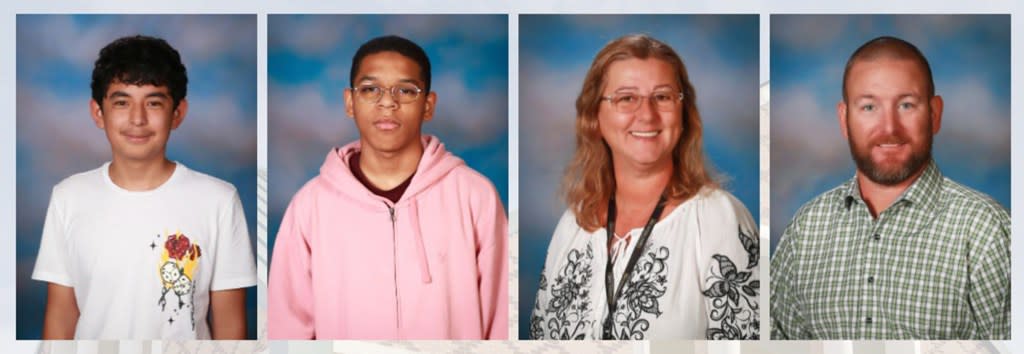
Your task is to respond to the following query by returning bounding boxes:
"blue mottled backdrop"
[518,15,760,339]
[15,15,258,339]
[770,15,1011,254]
[266,14,509,287]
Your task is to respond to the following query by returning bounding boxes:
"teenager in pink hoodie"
[268,35,509,339]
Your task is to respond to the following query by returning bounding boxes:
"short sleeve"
[697,191,760,340]
[32,187,74,287]
[210,190,257,291]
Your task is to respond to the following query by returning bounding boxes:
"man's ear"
[171,98,188,130]
[90,99,105,129]
[837,100,849,140]
[929,95,943,135]
[423,91,437,122]
[343,88,355,120]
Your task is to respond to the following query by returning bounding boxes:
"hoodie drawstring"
[406,198,433,283]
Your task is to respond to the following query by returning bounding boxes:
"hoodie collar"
[318,135,465,208]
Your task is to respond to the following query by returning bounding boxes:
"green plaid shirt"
[771,161,1010,339]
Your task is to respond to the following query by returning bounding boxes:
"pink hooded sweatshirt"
[268,135,508,339]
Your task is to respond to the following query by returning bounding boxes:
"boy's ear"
[89,99,105,129]
[423,91,437,122]
[344,88,355,119]
[171,98,188,130]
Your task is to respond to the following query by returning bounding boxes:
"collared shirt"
[771,161,1010,340]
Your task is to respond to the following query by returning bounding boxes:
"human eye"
[146,100,166,109]
[615,93,638,104]
[860,103,875,112]
[652,92,675,103]
[395,84,420,98]
[898,101,915,110]
[357,85,381,95]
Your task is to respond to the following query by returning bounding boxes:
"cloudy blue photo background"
[267,15,509,268]
[15,15,258,339]
[519,15,760,339]
[770,15,1011,254]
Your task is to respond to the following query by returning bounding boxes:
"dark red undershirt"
[349,151,414,204]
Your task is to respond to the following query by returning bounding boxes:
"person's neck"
[857,164,927,219]
[612,158,673,216]
[359,139,423,191]
[108,156,177,191]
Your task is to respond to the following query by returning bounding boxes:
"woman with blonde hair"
[530,34,759,340]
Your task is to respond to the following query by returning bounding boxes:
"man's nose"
[880,104,903,135]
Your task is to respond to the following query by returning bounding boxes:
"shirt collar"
[841,160,943,213]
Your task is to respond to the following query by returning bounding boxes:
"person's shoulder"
[285,163,347,212]
[446,164,499,191]
[554,208,578,231]
[51,164,107,196]
[545,208,588,256]
[175,164,239,199]
[692,187,748,213]
[789,182,850,224]
[940,176,1009,224]
[441,164,503,208]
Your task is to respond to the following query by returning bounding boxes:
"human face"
[839,57,942,186]
[90,82,186,163]
[344,51,436,156]
[597,58,683,171]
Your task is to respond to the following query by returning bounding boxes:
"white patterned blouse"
[530,188,760,340]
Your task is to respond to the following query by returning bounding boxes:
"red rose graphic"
[165,233,192,261]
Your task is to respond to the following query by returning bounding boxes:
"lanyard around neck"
[603,192,668,338]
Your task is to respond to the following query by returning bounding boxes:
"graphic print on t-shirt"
[155,231,202,330]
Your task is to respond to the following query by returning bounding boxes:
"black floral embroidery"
[703,227,759,339]
[529,271,547,339]
[603,246,670,340]
[532,244,595,339]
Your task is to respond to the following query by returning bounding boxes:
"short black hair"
[842,35,934,102]
[91,35,188,109]
[349,35,431,92]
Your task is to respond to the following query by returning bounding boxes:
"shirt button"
[873,233,880,241]
[867,276,874,284]
[866,317,873,324]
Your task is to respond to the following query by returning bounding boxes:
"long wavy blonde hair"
[563,34,716,232]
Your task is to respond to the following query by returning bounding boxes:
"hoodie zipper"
[386,203,401,336]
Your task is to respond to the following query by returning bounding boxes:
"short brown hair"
[563,34,716,232]
[842,36,934,101]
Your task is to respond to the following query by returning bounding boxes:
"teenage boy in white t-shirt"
[31,35,257,339]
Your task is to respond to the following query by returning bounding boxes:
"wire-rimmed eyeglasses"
[352,83,424,104]
[600,91,684,114]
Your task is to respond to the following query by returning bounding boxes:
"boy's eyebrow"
[106,91,171,99]
[107,91,130,99]
[355,76,424,87]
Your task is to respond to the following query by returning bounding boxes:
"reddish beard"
[846,116,933,186]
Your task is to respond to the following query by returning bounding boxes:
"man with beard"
[770,36,1009,340]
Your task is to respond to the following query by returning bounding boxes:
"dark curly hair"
[91,35,188,109]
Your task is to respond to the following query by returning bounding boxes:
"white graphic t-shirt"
[32,162,257,339]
